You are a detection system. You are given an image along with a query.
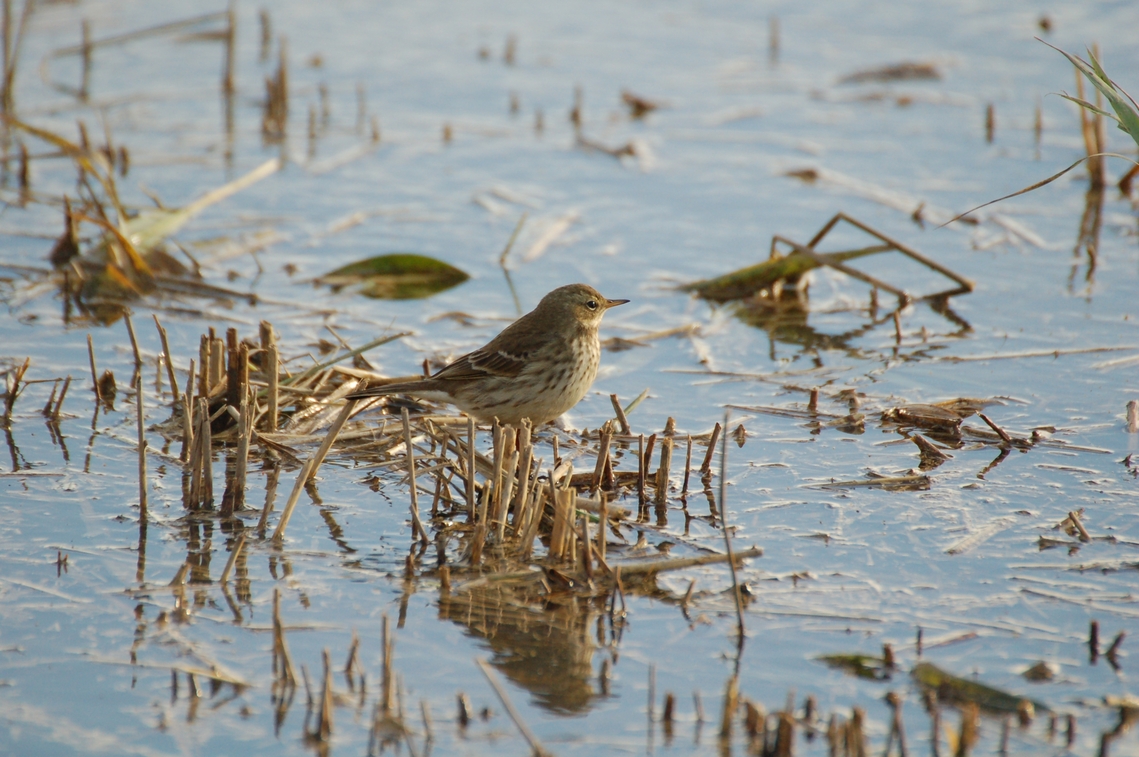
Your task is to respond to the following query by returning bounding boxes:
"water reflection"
[439,582,609,715]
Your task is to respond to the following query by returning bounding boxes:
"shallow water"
[2,1,1139,755]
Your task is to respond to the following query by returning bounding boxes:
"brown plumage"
[346,283,628,425]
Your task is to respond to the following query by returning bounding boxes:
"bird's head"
[541,283,629,328]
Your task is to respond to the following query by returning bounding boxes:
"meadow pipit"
[347,283,628,425]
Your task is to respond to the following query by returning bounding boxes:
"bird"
[346,283,628,425]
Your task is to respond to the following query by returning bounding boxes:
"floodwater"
[2,0,1138,755]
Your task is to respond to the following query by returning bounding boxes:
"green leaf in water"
[912,661,1050,715]
[318,254,470,299]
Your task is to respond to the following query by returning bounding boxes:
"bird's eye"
[586,300,599,311]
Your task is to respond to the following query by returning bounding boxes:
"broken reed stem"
[272,587,298,686]
[590,430,611,495]
[655,435,673,506]
[2,356,28,424]
[978,412,1013,445]
[136,374,147,517]
[220,533,246,584]
[316,648,333,741]
[271,458,316,542]
[700,422,722,478]
[266,331,279,432]
[152,315,179,399]
[609,393,631,435]
[1068,510,1092,543]
[51,375,70,420]
[476,658,549,757]
[124,312,142,378]
[86,333,101,403]
[681,435,692,498]
[637,433,646,509]
[229,386,252,512]
[719,412,746,649]
[179,359,195,463]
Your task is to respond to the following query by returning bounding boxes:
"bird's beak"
[604,297,630,309]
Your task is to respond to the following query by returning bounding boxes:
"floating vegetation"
[316,253,470,299]
[682,212,973,306]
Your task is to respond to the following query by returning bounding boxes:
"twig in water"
[1068,510,1092,543]
[978,412,1013,445]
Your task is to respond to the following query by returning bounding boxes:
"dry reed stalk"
[655,435,673,506]
[219,533,245,584]
[306,399,356,484]
[259,321,280,431]
[643,434,657,478]
[256,463,282,535]
[179,359,195,462]
[579,513,593,580]
[636,433,646,509]
[401,408,428,544]
[509,421,533,532]
[496,445,519,538]
[210,334,225,393]
[465,416,476,520]
[124,313,142,374]
[136,374,147,516]
[1068,510,1092,542]
[774,712,794,756]
[590,430,611,495]
[200,397,214,505]
[316,648,333,741]
[152,316,179,399]
[51,375,70,420]
[197,335,209,397]
[885,691,907,757]
[42,380,58,417]
[608,393,631,434]
[520,485,547,561]
[86,334,100,403]
[700,422,722,478]
[271,458,316,541]
[1,356,28,425]
[487,420,504,520]
[681,435,692,498]
[226,387,252,512]
[978,412,1013,445]
[271,588,298,685]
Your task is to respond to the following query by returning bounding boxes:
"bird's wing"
[431,347,528,381]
